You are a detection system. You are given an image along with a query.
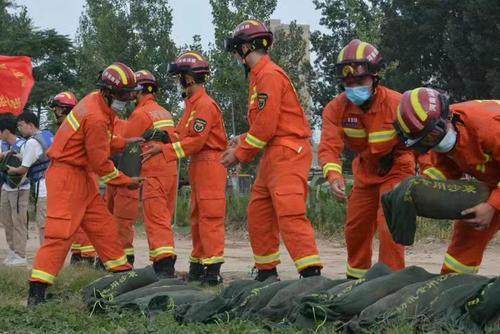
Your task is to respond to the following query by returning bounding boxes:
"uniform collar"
[94,91,114,118]
[137,93,155,108]
[251,55,271,77]
[187,86,206,104]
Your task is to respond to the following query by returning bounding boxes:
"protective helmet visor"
[335,61,373,79]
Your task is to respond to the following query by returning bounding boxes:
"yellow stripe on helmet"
[108,65,128,85]
[356,42,368,60]
[182,52,203,61]
[396,105,411,133]
[410,88,428,122]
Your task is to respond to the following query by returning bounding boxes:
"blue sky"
[17,0,327,48]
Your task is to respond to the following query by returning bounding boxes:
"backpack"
[26,129,54,182]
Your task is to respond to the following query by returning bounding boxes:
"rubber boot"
[70,253,83,265]
[187,262,205,282]
[255,267,279,282]
[300,266,322,278]
[126,255,135,267]
[27,281,47,308]
[153,256,176,279]
[202,263,223,286]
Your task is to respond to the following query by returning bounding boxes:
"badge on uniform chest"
[257,93,268,110]
[342,117,360,128]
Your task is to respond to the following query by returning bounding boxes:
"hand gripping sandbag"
[0,152,24,188]
[382,177,491,246]
[143,128,171,144]
[118,142,142,177]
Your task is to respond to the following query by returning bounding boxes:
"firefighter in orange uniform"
[49,92,98,264]
[142,54,228,285]
[318,39,416,278]
[105,116,140,265]
[28,63,142,306]
[220,20,321,281]
[394,88,499,274]
[123,70,178,277]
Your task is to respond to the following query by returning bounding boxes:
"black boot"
[27,281,47,308]
[187,262,205,282]
[153,256,176,279]
[300,266,322,278]
[255,267,279,282]
[70,253,83,265]
[126,255,135,266]
[202,263,223,286]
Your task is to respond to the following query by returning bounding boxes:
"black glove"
[143,129,171,144]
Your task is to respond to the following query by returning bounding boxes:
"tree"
[75,0,179,110]
[207,0,277,137]
[379,0,500,100]
[0,0,77,120]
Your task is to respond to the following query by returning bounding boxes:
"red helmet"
[97,62,139,97]
[335,39,383,79]
[168,51,209,82]
[135,70,158,93]
[394,87,451,153]
[224,19,273,54]
[49,91,78,109]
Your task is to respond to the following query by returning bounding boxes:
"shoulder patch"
[258,93,268,110]
[193,118,207,133]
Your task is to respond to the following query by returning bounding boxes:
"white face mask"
[432,128,457,153]
[110,99,127,112]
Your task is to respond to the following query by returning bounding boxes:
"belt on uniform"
[268,136,310,153]
[190,149,223,162]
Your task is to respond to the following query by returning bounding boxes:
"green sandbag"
[0,153,24,188]
[255,276,338,323]
[118,142,142,177]
[382,177,490,246]
[466,276,500,327]
[143,129,170,143]
[421,279,490,330]
[307,266,436,323]
[349,273,490,332]
[83,266,158,306]
[120,287,213,313]
[177,279,270,323]
[112,279,187,304]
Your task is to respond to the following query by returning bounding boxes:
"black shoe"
[300,266,322,278]
[70,253,83,265]
[187,262,205,282]
[27,281,48,308]
[153,256,176,279]
[126,255,135,266]
[346,274,359,280]
[202,263,223,286]
[255,267,279,282]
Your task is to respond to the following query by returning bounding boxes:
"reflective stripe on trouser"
[247,144,321,271]
[345,177,406,273]
[189,157,226,267]
[71,227,95,256]
[105,185,139,257]
[30,165,131,284]
[142,175,177,262]
[441,214,499,274]
[346,264,369,279]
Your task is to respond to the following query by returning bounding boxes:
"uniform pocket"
[198,190,226,219]
[274,185,306,217]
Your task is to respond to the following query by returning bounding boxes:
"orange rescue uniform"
[30,92,132,284]
[70,228,96,258]
[234,55,321,272]
[162,87,227,266]
[124,94,177,262]
[105,118,140,257]
[420,100,500,274]
[319,86,416,277]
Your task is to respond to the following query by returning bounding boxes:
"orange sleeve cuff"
[487,187,500,211]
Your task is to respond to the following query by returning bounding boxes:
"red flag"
[0,55,35,115]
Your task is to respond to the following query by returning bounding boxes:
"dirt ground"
[1,224,499,280]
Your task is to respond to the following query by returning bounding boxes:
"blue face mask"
[345,85,372,106]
